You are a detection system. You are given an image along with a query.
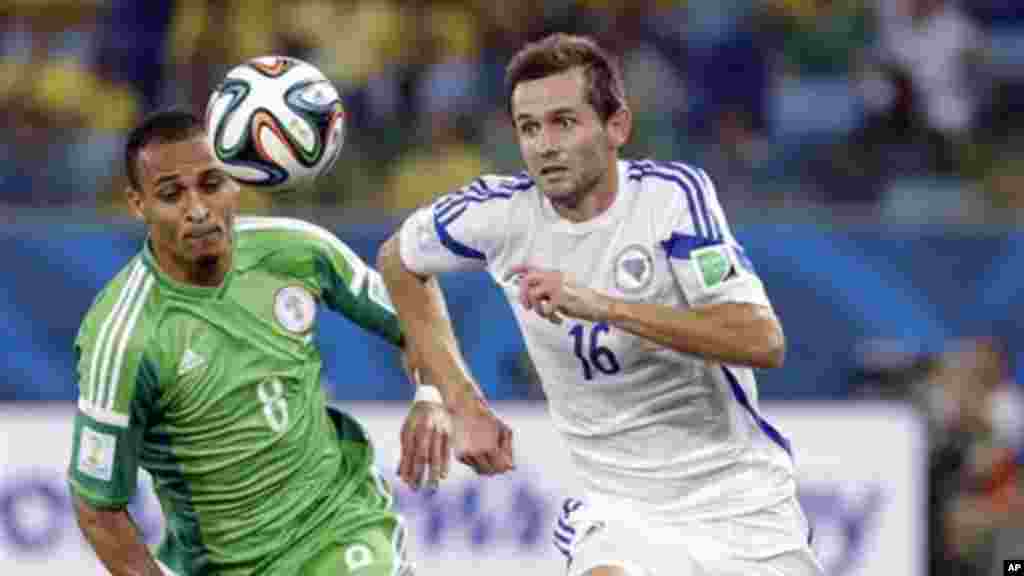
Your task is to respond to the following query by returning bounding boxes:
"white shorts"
[553,496,824,576]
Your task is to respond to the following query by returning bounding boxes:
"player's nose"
[184,192,210,223]
[536,128,562,156]
[538,137,562,159]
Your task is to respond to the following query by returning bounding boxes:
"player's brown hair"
[504,33,626,122]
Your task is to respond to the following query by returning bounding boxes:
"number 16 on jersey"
[569,322,620,381]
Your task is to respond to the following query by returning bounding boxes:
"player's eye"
[203,176,224,191]
[157,186,181,202]
[518,122,539,137]
[554,116,576,129]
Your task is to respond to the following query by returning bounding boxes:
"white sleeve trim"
[78,397,130,428]
[156,558,182,576]
[398,210,430,276]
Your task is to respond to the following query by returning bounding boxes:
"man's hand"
[511,265,612,325]
[454,400,515,476]
[398,399,453,491]
[397,397,515,489]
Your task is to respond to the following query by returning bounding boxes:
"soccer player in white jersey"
[378,33,823,576]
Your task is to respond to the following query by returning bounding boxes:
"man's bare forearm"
[605,300,785,369]
[377,234,488,415]
[73,494,164,576]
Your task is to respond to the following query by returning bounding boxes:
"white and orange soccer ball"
[205,56,346,194]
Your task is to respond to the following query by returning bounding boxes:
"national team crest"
[274,285,316,333]
[613,244,654,293]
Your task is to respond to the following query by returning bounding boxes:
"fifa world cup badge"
[691,244,738,291]
[274,285,316,333]
[77,426,116,481]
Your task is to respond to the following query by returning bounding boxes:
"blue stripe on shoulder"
[435,201,469,226]
[672,162,721,240]
[430,178,520,261]
[434,212,485,260]
[464,181,514,201]
[628,166,704,238]
[434,195,465,221]
[480,173,534,193]
[661,161,716,240]
[505,175,535,190]
[661,232,718,260]
[694,167,724,239]
[628,160,721,240]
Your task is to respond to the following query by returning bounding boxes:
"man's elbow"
[746,317,785,369]
[377,232,432,286]
[758,339,785,369]
[376,233,401,276]
[761,323,782,366]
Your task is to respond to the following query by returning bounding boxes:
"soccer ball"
[205,56,345,193]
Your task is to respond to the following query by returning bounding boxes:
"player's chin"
[539,182,576,202]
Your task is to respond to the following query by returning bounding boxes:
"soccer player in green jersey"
[66,109,506,575]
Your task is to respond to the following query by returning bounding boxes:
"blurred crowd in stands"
[1,0,1023,224]
[853,336,1024,574]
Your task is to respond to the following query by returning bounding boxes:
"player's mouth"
[186,225,222,243]
[539,165,569,179]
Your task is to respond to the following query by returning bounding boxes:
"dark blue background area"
[1,222,1021,402]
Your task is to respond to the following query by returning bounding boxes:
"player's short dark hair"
[125,108,205,190]
[504,33,626,123]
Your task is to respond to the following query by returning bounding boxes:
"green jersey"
[68,216,404,575]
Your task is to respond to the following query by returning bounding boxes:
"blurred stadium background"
[1,0,1023,574]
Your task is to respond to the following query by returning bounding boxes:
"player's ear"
[605,105,632,149]
[125,184,146,222]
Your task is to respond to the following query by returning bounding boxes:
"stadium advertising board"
[0,403,923,575]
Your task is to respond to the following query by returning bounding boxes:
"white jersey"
[399,159,796,523]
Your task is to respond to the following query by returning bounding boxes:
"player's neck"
[186,255,231,287]
[151,242,232,288]
[552,165,618,223]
